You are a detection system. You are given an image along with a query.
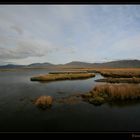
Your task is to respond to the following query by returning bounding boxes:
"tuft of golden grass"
[31,73,95,82]
[34,96,53,109]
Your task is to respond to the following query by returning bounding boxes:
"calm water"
[0,69,140,132]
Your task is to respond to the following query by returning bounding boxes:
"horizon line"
[0,59,140,66]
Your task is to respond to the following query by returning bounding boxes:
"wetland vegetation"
[82,84,140,105]
[96,77,140,83]
[29,68,140,108]
[30,73,95,82]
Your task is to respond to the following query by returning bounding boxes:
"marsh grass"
[98,69,140,78]
[49,71,87,74]
[82,84,140,105]
[33,96,53,109]
[92,84,140,100]
[31,73,95,82]
[96,77,140,83]
[100,72,140,78]
[69,68,140,77]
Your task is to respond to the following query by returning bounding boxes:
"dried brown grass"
[91,84,140,100]
[97,68,140,78]
[34,96,53,109]
[96,77,140,83]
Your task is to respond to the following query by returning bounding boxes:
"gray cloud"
[0,37,58,60]
[0,5,140,65]
[10,25,23,35]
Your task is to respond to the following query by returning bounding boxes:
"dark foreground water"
[0,69,140,132]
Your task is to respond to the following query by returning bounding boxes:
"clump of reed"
[33,96,53,109]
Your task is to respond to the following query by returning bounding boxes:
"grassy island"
[31,73,95,82]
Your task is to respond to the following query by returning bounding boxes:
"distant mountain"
[0,62,54,69]
[65,61,93,67]
[91,60,140,68]
[64,60,140,68]
[28,62,54,67]
[0,64,25,69]
[0,60,140,69]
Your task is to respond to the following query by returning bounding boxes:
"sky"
[0,5,140,65]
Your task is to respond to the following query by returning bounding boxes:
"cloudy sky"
[0,5,140,65]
